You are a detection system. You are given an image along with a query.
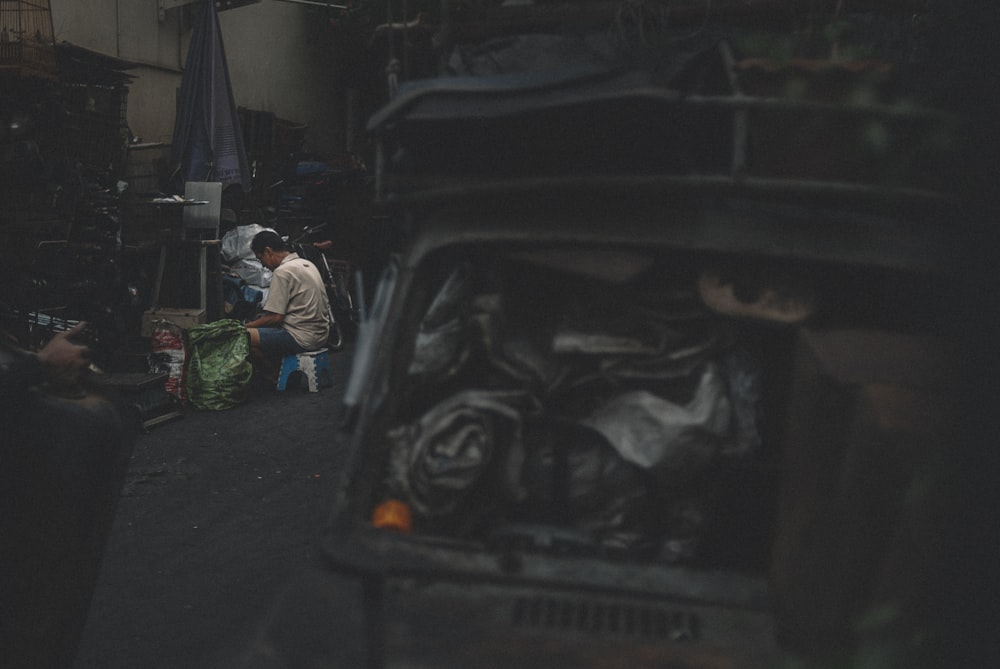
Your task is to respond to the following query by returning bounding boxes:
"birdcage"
[0,0,58,80]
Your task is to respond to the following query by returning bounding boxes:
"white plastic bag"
[581,363,731,472]
[220,224,276,263]
[230,258,273,288]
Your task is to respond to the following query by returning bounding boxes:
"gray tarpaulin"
[580,363,732,474]
[407,263,474,379]
[384,390,537,518]
[221,224,276,262]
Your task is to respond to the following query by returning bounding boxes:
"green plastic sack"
[185,319,253,410]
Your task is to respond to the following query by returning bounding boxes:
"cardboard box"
[141,308,206,336]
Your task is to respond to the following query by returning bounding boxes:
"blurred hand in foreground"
[37,322,91,387]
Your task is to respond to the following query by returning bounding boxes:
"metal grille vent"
[511,596,701,641]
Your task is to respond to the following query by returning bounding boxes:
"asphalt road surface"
[73,343,359,669]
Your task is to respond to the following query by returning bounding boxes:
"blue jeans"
[255,327,307,360]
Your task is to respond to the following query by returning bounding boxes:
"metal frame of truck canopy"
[374,182,960,274]
[321,189,957,669]
[322,56,964,668]
[321,192,957,668]
[367,65,963,230]
[330,56,963,580]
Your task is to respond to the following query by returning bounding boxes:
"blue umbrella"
[169,0,250,191]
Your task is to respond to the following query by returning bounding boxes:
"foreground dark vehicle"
[289,53,968,668]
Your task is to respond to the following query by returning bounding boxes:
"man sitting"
[244,231,330,382]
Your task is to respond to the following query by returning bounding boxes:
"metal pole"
[271,0,349,9]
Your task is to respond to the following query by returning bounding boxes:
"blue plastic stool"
[276,349,332,392]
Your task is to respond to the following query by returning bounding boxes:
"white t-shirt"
[262,253,330,350]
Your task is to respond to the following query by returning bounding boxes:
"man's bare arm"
[244,311,285,329]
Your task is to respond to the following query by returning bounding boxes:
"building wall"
[48,0,342,154]
[219,2,344,156]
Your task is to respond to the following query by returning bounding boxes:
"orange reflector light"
[371,499,412,533]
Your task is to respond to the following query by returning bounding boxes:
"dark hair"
[250,230,288,254]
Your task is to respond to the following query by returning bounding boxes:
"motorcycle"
[286,223,359,351]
